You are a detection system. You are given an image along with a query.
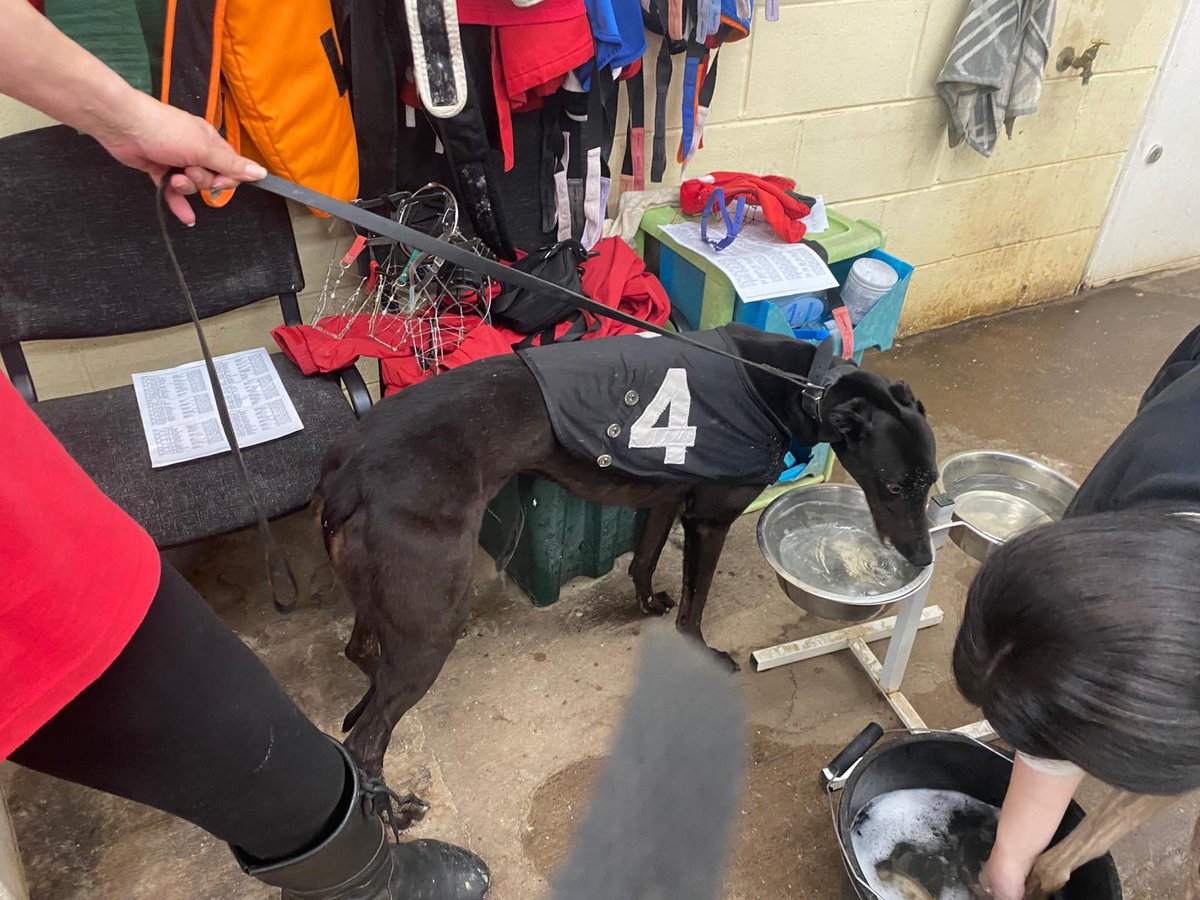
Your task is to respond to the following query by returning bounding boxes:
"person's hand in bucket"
[0,0,265,225]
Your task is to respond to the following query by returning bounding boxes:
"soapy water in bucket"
[849,789,1000,900]
[777,522,915,597]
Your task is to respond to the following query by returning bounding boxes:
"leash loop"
[156,175,300,612]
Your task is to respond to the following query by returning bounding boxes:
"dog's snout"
[908,546,933,568]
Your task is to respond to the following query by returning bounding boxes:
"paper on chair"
[659,219,838,302]
[132,347,303,468]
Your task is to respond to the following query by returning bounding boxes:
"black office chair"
[0,125,371,548]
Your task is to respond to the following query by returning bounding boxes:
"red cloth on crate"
[272,238,671,396]
[0,376,160,760]
[679,172,812,244]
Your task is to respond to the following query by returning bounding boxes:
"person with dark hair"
[0,2,490,897]
[954,323,1200,899]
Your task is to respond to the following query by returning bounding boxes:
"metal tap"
[1056,40,1109,86]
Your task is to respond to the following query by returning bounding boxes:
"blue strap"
[681,50,700,158]
[700,187,745,250]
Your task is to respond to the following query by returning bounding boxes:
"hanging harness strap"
[620,66,646,192]
[678,41,707,171]
[404,0,467,118]
[680,46,719,167]
[650,33,675,183]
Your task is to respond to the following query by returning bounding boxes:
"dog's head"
[789,370,937,567]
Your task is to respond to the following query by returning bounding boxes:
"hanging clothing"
[0,375,160,761]
[335,5,516,257]
[162,0,358,209]
[936,0,1057,157]
[489,10,597,184]
[576,0,647,84]
[272,237,671,395]
[457,0,584,25]
[518,326,790,484]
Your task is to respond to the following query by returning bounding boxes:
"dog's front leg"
[676,513,738,672]
[630,503,680,615]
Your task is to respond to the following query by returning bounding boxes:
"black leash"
[156,179,299,612]
[250,174,827,393]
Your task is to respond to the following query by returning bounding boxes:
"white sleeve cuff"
[1016,751,1084,778]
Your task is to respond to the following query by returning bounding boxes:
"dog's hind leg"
[345,614,380,678]
[341,618,381,732]
[673,486,763,672]
[629,503,680,615]
[344,613,465,779]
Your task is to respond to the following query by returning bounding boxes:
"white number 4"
[628,368,697,465]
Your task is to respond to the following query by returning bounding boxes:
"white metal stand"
[752,512,995,742]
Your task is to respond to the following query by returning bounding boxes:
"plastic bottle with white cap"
[841,257,898,324]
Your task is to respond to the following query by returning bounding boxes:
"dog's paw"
[640,591,677,615]
[709,648,741,673]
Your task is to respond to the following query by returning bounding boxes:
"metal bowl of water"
[757,484,934,623]
[937,451,1078,562]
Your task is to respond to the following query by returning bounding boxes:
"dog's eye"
[886,483,903,496]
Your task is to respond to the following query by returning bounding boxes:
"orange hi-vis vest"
[161,0,359,210]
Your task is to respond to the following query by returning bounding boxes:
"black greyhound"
[316,324,937,780]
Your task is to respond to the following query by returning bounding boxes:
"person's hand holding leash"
[0,0,265,224]
[89,92,265,224]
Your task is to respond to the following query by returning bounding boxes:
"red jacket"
[1,377,159,760]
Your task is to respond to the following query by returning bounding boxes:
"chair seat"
[34,354,356,548]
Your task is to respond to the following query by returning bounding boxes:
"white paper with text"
[660,220,838,301]
[132,347,303,468]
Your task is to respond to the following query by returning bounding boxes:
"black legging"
[10,559,347,862]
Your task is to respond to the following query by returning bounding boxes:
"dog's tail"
[313,462,364,557]
[342,685,376,733]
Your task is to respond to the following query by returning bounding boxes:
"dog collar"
[801,337,839,424]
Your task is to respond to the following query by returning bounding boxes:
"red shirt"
[0,375,160,760]
[457,0,584,25]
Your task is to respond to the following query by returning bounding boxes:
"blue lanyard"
[699,187,745,251]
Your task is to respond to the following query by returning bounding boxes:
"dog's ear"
[826,397,874,445]
[889,381,926,417]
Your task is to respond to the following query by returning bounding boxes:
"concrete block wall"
[0,0,1185,398]
[636,0,1182,334]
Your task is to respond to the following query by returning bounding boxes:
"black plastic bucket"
[833,730,1122,899]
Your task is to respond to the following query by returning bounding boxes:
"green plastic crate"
[638,205,886,331]
[479,475,648,607]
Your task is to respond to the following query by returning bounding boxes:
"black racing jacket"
[518,327,793,484]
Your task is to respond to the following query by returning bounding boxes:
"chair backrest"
[0,125,304,344]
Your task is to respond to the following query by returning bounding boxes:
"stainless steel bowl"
[937,451,1078,562]
[757,484,934,622]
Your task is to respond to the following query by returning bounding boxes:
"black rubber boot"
[235,742,490,900]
